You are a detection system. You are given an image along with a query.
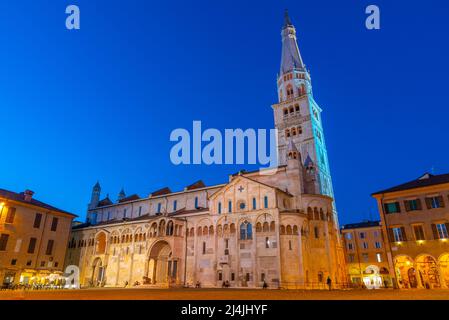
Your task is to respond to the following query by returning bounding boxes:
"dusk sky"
[1,0,448,224]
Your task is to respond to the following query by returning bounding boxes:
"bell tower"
[272,10,339,226]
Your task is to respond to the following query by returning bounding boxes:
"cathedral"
[65,11,347,289]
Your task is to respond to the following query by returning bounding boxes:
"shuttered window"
[33,213,42,228]
[5,207,16,224]
[413,225,425,241]
[45,240,54,255]
[405,199,422,211]
[384,202,400,214]
[0,234,9,251]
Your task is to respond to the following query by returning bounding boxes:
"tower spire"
[284,9,292,27]
[280,11,305,75]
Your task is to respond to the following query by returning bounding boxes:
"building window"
[28,238,37,254]
[384,202,401,214]
[239,202,246,210]
[347,243,354,250]
[231,273,235,281]
[264,196,268,209]
[252,198,256,210]
[348,254,355,263]
[33,213,42,228]
[413,225,425,241]
[359,232,366,239]
[26,260,32,266]
[427,196,444,209]
[194,197,199,209]
[376,253,383,263]
[46,240,54,255]
[314,226,319,239]
[261,273,266,282]
[107,212,111,220]
[5,207,16,224]
[218,202,222,214]
[11,259,17,266]
[40,261,45,267]
[392,227,405,242]
[228,201,232,213]
[202,242,206,255]
[245,273,251,282]
[123,209,127,218]
[51,217,59,232]
[345,233,353,240]
[362,242,368,249]
[218,272,222,281]
[240,221,253,240]
[265,237,270,249]
[288,240,292,250]
[362,253,369,262]
[435,223,449,239]
[405,199,421,211]
[173,201,177,212]
[157,203,162,214]
[375,241,382,249]
[0,234,9,251]
[138,206,142,216]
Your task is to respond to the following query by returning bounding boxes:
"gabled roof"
[372,173,449,195]
[150,187,172,197]
[185,180,206,191]
[0,188,76,217]
[97,197,113,207]
[210,174,292,200]
[118,194,140,203]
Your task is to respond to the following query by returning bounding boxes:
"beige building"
[341,221,391,289]
[0,188,76,288]
[66,11,346,290]
[372,173,449,289]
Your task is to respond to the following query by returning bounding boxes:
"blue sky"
[1,0,448,224]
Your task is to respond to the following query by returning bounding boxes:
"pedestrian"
[262,281,268,289]
[326,276,332,291]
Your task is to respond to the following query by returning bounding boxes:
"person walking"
[326,276,332,291]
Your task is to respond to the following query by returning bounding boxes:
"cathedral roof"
[185,180,206,190]
[97,196,113,207]
[150,187,172,197]
[280,10,305,75]
[118,194,140,203]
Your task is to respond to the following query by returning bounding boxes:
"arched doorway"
[416,255,440,289]
[147,241,175,286]
[363,265,382,289]
[95,232,107,255]
[439,253,449,288]
[394,255,415,289]
[91,258,104,287]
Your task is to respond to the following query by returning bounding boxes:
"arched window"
[285,129,290,138]
[228,200,232,213]
[291,128,296,136]
[286,85,294,99]
[314,207,319,220]
[240,221,253,240]
[218,202,222,214]
[166,221,174,236]
[256,222,262,232]
[264,196,268,209]
[295,104,300,112]
[202,226,208,236]
[209,226,214,236]
[263,222,269,232]
[252,197,257,210]
[194,197,199,209]
[283,108,288,116]
[270,221,275,232]
[293,225,299,235]
[298,126,302,134]
[280,225,286,235]
[286,225,293,235]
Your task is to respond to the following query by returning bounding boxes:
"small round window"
[239,202,246,210]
